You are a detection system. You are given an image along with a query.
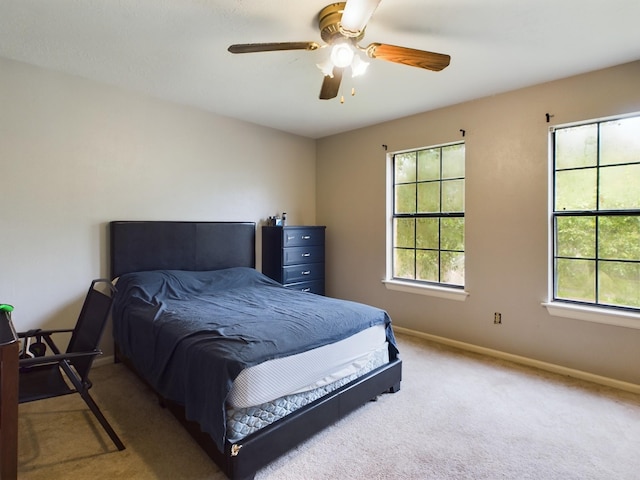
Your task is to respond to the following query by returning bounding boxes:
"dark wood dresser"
[262,225,326,295]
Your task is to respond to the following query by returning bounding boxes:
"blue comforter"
[112,267,398,451]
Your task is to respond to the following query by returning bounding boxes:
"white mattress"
[226,345,389,443]
[227,324,388,408]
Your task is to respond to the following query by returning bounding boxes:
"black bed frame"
[110,221,402,480]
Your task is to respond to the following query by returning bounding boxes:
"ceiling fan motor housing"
[319,2,364,44]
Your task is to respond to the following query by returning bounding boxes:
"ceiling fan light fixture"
[330,42,355,68]
[316,57,335,77]
[350,54,369,77]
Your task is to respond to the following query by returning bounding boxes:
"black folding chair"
[18,279,125,451]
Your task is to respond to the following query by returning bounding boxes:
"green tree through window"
[552,115,640,310]
[392,143,465,287]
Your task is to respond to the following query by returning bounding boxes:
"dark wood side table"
[0,310,18,480]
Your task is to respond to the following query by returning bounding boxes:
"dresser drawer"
[283,245,324,266]
[283,228,325,247]
[282,263,324,284]
[284,280,324,295]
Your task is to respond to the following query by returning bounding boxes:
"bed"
[109,221,402,480]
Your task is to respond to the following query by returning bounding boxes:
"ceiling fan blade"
[228,42,320,54]
[319,67,344,100]
[340,0,382,37]
[365,43,451,71]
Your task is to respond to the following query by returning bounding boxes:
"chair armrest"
[17,328,74,339]
[18,349,102,368]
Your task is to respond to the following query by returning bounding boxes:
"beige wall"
[0,57,316,353]
[316,61,640,385]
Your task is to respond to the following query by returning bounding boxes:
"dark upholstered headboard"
[110,221,256,278]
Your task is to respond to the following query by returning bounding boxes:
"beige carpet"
[17,334,640,479]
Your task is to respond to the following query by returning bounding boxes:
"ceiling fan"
[228,0,450,100]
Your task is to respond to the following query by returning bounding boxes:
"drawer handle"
[302,253,311,257]
[301,235,311,240]
[287,235,295,241]
[301,288,311,292]
[302,270,311,275]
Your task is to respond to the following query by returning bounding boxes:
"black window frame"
[551,114,640,312]
[391,142,465,289]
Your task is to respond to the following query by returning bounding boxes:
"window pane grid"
[392,142,465,288]
[552,114,640,311]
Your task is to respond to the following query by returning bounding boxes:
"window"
[390,142,465,288]
[552,114,640,311]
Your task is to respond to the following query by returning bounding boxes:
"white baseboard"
[393,326,640,395]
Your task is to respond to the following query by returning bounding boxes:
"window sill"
[543,302,640,330]
[382,279,468,301]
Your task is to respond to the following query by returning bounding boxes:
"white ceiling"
[1,0,639,139]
